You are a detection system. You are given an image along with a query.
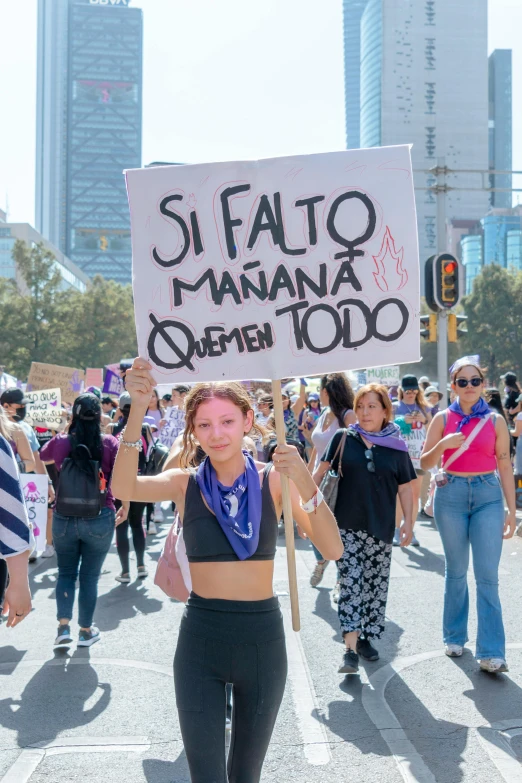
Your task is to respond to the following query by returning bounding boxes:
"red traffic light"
[443,260,457,274]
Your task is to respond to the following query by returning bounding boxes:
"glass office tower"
[488,50,513,209]
[36,0,143,284]
[342,0,368,149]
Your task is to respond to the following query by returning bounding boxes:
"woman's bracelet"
[119,428,143,451]
[300,488,324,514]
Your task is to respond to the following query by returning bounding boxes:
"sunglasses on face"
[364,448,376,473]
[455,377,482,388]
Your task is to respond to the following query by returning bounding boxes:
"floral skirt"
[337,528,393,639]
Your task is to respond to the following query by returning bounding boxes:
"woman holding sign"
[112,358,343,783]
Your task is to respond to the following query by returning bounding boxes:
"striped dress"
[0,434,33,558]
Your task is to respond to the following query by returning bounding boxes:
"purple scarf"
[349,422,409,452]
[196,451,262,560]
[448,397,490,432]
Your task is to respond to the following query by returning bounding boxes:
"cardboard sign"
[20,474,48,553]
[85,368,104,388]
[126,146,420,383]
[27,362,85,405]
[158,406,186,449]
[366,365,400,387]
[25,388,63,429]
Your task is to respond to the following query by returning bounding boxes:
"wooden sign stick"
[271,379,300,632]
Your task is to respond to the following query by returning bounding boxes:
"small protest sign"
[20,474,48,553]
[126,145,420,384]
[158,406,186,449]
[85,368,104,388]
[366,365,400,387]
[102,369,124,396]
[25,388,62,429]
[27,362,85,405]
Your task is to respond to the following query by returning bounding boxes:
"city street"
[1,511,522,783]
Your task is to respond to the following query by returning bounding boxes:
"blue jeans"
[53,507,115,628]
[433,474,505,659]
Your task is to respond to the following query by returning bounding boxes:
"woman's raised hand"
[125,358,156,407]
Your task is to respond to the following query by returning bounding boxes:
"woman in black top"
[314,383,415,674]
[112,358,343,783]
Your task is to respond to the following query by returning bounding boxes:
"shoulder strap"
[444,414,491,470]
[330,428,348,476]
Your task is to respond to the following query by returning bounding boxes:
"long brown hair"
[398,386,430,416]
[0,406,14,441]
[179,382,265,469]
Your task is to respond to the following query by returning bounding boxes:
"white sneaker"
[392,528,401,546]
[115,573,131,584]
[445,644,463,657]
[41,544,55,558]
[479,658,509,673]
[148,521,157,535]
[331,581,341,603]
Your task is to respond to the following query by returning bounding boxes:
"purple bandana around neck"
[448,397,490,432]
[349,422,409,452]
[195,451,262,560]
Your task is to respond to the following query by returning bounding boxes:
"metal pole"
[436,157,448,408]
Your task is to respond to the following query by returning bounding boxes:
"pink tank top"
[441,410,497,473]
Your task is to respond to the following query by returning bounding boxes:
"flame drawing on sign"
[372,227,408,292]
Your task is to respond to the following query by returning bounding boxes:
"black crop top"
[183,463,278,563]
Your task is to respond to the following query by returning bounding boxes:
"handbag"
[154,513,191,602]
[319,429,347,510]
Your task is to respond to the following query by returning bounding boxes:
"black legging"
[174,593,287,783]
[115,502,146,574]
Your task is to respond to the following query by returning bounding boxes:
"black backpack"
[143,431,170,476]
[55,443,106,518]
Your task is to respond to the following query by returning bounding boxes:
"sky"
[0,0,520,225]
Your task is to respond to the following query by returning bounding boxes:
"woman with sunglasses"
[421,357,516,674]
[314,383,415,674]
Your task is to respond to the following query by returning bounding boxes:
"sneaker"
[78,626,101,647]
[53,624,73,649]
[418,509,433,520]
[147,521,157,535]
[310,559,329,587]
[357,638,379,661]
[479,658,509,673]
[410,533,420,547]
[338,649,359,674]
[137,566,148,579]
[392,528,401,546]
[115,573,131,584]
[41,544,55,558]
[445,644,464,657]
[331,581,341,603]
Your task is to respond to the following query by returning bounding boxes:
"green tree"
[58,275,137,370]
[461,264,522,383]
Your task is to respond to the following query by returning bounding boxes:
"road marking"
[477,720,522,783]
[0,737,150,783]
[362,643,522,783]
[282,607,332,766]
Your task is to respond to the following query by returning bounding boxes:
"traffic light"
[420,314,437,342]
[425,254,462,311]
[448,314,468,343]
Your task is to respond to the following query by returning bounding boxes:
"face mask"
[13,406,26,422]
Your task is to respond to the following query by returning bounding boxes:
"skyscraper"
[35,0,143,285]
[351,0,489,270]
[489,50,512,209]
[342,0,368,149]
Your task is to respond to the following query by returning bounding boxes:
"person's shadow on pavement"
[94,581,164,632]
[143,751,190,783]
[0,650,111,748]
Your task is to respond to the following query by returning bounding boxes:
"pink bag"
[154,514,190,602]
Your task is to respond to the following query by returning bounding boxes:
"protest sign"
[158,406,186,449]
[366,365,400,387]
[85,368,104,388]
[27,362,84,405]
[20,474,48,553]
[126,146,421,630]
[25,388,63,429]
[102,369,124,396]
[126,145,420,384]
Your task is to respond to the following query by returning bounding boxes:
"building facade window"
[360,0,382,148]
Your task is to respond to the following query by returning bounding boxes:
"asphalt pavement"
[1,509,522,783]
